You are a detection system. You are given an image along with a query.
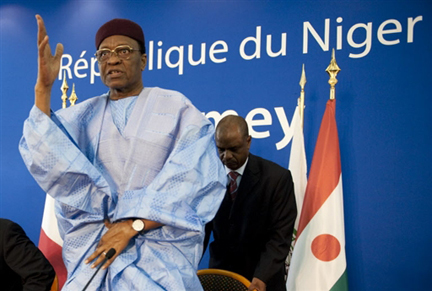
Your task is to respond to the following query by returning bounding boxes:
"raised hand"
[34,14,64,116]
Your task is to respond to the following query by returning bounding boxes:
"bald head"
[215,115,251,170]
[216,115,249,138]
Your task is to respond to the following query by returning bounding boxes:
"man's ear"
[141,54,147,71]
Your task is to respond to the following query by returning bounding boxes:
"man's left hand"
[248,277,266,291]
[84,220,137,269]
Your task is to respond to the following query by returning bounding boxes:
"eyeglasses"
[95,45,139,63]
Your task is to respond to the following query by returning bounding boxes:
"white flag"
[289,105,308,233]
[286,105,308,272]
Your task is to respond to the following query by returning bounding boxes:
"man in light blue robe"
[19,16,226,290]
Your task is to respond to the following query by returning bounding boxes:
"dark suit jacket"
[0,218,55,291]
[206,154,297,291]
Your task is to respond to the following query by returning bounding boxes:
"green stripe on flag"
[330,270,349,291]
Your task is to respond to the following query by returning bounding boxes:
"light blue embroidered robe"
[19,87,226,290]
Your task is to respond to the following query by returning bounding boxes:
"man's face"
[215,124,251,170]
[98,35,147,96]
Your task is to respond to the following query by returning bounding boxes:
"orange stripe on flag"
[39,228,67,289]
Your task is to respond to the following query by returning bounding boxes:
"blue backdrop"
[1,1,431,290]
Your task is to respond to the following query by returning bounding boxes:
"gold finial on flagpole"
[60,71,69,108]
[69,83,78,106]
[325,49,341,100]
[298,64,306,128]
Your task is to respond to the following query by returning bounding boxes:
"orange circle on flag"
[311,234,341,262]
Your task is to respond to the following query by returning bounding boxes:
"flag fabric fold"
[288,105,308,234]
[39,194,67,289]
[287,99,348,291]
[285,105,308,271]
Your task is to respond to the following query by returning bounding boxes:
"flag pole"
[299,64,306,128]
[325,49,341,100]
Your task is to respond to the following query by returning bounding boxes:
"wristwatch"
[132,219,145,234]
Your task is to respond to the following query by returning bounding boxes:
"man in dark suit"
[205,115,297,291]
[0,218,55,291]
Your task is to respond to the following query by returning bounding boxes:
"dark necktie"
[228,171,240,201]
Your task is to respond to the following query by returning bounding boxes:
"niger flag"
[286,99,348,291]
[39,194,67,289]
